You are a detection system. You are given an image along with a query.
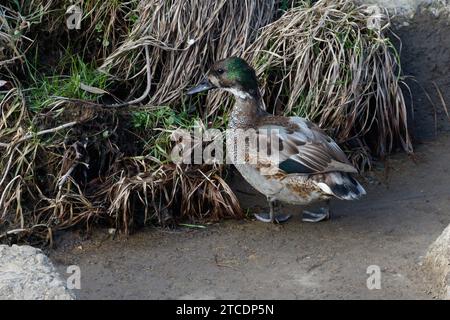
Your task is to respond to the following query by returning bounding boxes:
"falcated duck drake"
[188,57,366,223]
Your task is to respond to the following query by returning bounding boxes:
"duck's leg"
[254,198,292,223]
[302,200,331,223]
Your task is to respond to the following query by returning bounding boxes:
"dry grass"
[100,0,278,107]
[1,2,52,69]
[0,87,244,244]
[0,0,414,244]
[245,0,412,166]
[100,0,411,163]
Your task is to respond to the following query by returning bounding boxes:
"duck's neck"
[227,90,266,129]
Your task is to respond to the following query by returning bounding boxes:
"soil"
[48,133,450,299]
[395,11,450,140]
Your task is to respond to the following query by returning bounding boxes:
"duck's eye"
[217,68,224,75]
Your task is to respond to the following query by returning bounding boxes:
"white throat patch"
[224,88,252,100]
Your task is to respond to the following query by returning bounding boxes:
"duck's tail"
[312,172,366,200]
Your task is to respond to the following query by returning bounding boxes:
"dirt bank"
[396,10,450,140]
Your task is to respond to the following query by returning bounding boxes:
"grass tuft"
[0,0,415,244]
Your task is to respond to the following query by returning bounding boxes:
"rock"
[0,245,75,300]
[356,0,450,26]
[424,225,450,299]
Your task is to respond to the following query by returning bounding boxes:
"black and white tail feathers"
[313,172,366,200]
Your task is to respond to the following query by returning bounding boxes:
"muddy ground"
[48,132,450,299]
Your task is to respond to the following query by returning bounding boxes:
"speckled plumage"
[189,57,366,214]
[221,59,365,205]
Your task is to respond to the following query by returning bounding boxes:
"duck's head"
[187,57,259,99]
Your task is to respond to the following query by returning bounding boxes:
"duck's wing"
[252,116,357,175]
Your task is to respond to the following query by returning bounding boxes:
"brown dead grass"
[0,0,415,244]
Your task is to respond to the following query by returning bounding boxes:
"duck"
[187,57,366,223]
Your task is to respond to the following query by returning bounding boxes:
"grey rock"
[356,0,450,23]
[424,225,450,299]
[0,245,75,300]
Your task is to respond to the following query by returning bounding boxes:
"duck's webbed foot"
[254,198,292,224]
[302,200,331,223]
[254,212,292,223]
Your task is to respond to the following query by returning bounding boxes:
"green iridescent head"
[187,57,259,98]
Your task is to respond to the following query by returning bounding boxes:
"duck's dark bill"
[187,79,215,95]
